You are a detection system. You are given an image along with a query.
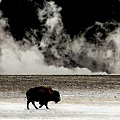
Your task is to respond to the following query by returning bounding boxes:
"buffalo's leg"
[27,101,30,110]
[45,102,49,109]
[39,101,44,108]
[39,104,44,108]
[32,101,38,109]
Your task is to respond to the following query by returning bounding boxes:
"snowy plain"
[1,95,120,120]
[1,75,120,120]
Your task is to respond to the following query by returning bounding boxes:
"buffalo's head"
[53,90,61,103]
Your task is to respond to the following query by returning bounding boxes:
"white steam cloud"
[0,1,120,75]
[0,2,93,75]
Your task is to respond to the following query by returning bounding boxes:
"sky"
[0,0,120,75]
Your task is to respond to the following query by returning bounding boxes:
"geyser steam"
[0,0,120,74]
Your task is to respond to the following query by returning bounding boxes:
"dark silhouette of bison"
[26,86,60,110]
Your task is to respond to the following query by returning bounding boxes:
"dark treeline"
[0,0,120,40]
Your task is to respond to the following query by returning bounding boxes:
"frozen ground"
[0,102,120,120]
[1,75,120,119]
[1,96,120,120]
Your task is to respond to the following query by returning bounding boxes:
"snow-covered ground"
[1,75,120,120]
[1,98,120,120]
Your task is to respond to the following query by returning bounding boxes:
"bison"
[26,86,61,110]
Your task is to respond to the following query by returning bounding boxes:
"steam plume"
[0,7,92,75]
[0,1,120,74]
